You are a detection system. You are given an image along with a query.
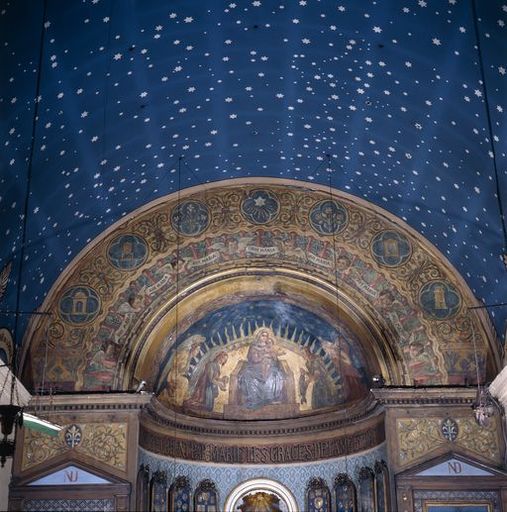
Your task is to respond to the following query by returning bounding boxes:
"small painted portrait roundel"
[309,199,348,235]
[419,280,461,320]
[107,234,148,270]
[171,200,210,236]
[370,230,412,267]
[240,190,280,225]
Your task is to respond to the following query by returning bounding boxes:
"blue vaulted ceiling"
[0,0,506,345]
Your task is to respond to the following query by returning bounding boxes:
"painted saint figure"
[183,351,228,412]
[237,327,288,409]
[303,347,337,408]
[321,337,368,402]
[84,343,117,389]
[299,368,309,405]
[378,289,442,384]
[158,334,204,405]
[113,290,146,345]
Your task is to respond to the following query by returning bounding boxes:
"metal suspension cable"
[11,0,48,385]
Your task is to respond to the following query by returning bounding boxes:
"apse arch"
[20,178,500,395]
[128,270,397,420]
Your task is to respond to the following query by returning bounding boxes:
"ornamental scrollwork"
[207,191,242,230]
[136,211,175,253]
[79,423,127,469]
[455,417,499,461]
[399,256,441,295]
[343,210,378,248]
[78,255,124,297]
[21,421,127,471]
[397,416,500,466]
[394,250,428,283]
[22,427,67,470]
[278,190,314,227]
[47,321,64,340]
[397,418,443,464]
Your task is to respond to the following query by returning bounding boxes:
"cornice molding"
[26,392,152,413]
[371,387,477,406]
[144,395,380,437]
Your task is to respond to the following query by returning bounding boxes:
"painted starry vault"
[0,0,506,346]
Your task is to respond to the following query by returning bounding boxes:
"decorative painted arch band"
[21,179,499,393]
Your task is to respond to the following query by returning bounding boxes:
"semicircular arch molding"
[224,478,298,512]
[128,270,398,419]
[20,179,500,393]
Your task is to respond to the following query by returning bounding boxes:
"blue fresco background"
[1,0,506,345]
[154,298,368,394]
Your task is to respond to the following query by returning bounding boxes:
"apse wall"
[138,445,386,510]
[10,179,506,511]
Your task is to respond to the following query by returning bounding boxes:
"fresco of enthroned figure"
[225,327,298,419]
[154,300,371,420]
[237,327,290,408]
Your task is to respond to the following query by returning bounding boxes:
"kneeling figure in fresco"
[183,351,229,412]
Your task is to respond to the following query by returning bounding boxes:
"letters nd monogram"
[64,469,79,482]
[447,460,462,474]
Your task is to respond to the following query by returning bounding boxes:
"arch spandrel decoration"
[21,179,499,399]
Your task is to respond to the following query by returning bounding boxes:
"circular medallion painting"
[419,280,461,320]
[370,230,412,267]
[240,190,280,224]
[107,234,148,270]
[309,200,348,235]
[171,200,210,236]
[59,286,101,325]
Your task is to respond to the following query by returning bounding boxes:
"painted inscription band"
[140,421,384,464]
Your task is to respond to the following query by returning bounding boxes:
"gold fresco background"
[158,340,310,413]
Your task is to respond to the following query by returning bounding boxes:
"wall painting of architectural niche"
[155,299,370,420]
[237,491,287,512]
